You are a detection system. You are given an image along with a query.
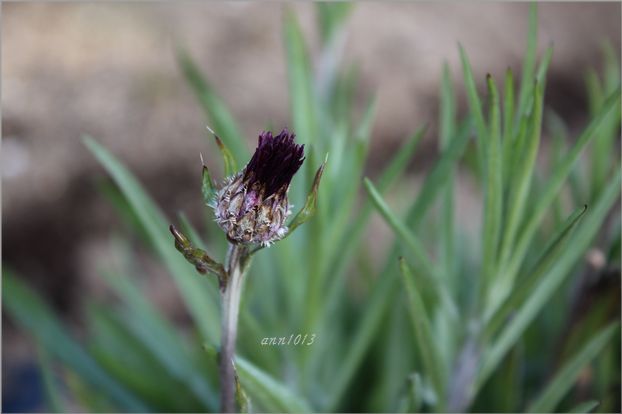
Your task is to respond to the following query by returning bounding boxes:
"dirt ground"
[1,2,620,411]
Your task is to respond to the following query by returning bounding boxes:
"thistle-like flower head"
[214,129,304,246]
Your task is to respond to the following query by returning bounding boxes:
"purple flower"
[214,129,304,245]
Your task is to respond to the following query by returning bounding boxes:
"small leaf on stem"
[201,161,217,206]
[169,224,225,282]
[208,126,238,177]
[288,154,328,234]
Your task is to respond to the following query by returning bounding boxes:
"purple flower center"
[244,129,305,197]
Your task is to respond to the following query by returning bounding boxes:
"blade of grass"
[85,304,207,411]
[568,400,600,413]
[485,204,587,336]
[364,178,458,320]
[284,10,318,150]
[325,122,425,284]
[404,117,472,228]
[439,63,457,281]
[515,3,538,132]
[203,344,312,412]
[316,2,352,45]
[83,135,221,343]
[399,258,446,411]
[481,74,503,297]
[176,48,248,163]
[100,243,217,409]
[474,168,621,401]
[324,262,401,411]
[213,133,238,178]
[323,121,470,410]
[459,44,487,170]
[488,88,621,316]
[3,274,148,412]
[526,323,619,413]
[488,80,543,312]
[502,67,515,187]
[37,346,64,413]
[303,99,377,336]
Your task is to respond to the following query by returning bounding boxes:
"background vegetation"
[4,3,620,413]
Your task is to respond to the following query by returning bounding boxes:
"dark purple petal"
[244,129,305,196]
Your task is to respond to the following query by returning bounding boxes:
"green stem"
[220,244,247,412]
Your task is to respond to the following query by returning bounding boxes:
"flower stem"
[220,244,247,412]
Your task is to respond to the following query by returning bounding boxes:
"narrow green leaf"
[567,400,600,413]
[3,274,148,411]
[490,87,621,310]
[203,344,312,412]
[515,3,538,129]
[364,179,437,285]
[364,178,458,320]
[399,258,446,410]
[213,132,238,178]
[410,373,424,413]
[83,135,221,343]
[85,303,208,411]
[535,45,554,86]
[459,44,487,169]
[527,323,619,413]
[485,205,587,336]
[170,224,225,279]
[379,125,427,190]
[475,169,621,398]
[316,2,352,45]
[323,122,468,410]
[502,67,515,164]
[287,155,327,235]
[284,10,318,148]
[489,80,543,311]
[405,118,472,228]
[37,346,65,413]
[201,162,217,207]
[322,99,380,263]
[440,63,455,150]
[481,74,503,294]
[176,48,248,162]
[99,242,218,409]
[325,263,400,411]
[439,64,457,280]
[234,367,252,413]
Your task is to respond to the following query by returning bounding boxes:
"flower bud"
[214,129,304,246]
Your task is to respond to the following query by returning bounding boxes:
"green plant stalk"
[220,244,249,412]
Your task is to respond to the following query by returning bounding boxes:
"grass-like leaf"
[488,80,544,312]
[83,135,221,343]
[515,3,538,129]
[526,323,619,413]
[567,400,600,413]
[99,259,217,409]
[404,118,472,229]
[213,133,239,178]
[439,64,457,280]
[3,273,148,412]
[459,44,487,170]
[177,48,249,163]
[481,74,503,295]
[399,258,446,410]
[485,204,588,336]
[284,10,318,149]
[37,346,64,413]
[203,344,312,413]
[475,168,621,400]
[489,87,621,313]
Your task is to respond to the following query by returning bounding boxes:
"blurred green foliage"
[4,4,620,413]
